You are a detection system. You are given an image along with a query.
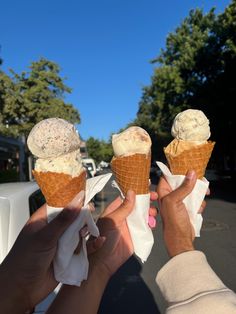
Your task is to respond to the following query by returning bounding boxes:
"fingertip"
[150,191,158,201]
[149,206,158,217]
[126,190,135,202]
[186,170,196,181]
[66,190,85,210]
[95,236,106,248]
[148,215,156,228]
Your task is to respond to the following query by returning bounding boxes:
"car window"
[29,189,46,215]
[85,162,94,171]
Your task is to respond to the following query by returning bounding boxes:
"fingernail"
[148,216,156,228]
[126,190,134,201]
[186,170,195,180]
[67,190,85,210]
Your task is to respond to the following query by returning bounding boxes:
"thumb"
[110,190,136,224]
[39,191,85,244]
[171,170,197,201]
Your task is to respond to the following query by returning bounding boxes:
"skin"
[46,171,208,314]
[46,191,158,314]
[0,190,157,314]
[0,191,85,314]
[156,170,208,257]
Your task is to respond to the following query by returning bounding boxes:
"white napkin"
[47,173,112,286]
[127,194,154,262]
[112,182,154,263]
[156,162,209,236]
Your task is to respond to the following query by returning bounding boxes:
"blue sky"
[0,0,231,141]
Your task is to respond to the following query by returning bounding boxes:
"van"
[82,158,97,177]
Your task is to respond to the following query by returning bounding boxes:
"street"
[94,171,236,314]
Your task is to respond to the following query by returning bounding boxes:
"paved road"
[94,172,236,314]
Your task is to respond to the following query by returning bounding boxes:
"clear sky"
[0,0,231,141]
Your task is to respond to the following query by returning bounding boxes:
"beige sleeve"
[156,251,236,313]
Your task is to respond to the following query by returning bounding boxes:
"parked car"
[82,158,97,177]
[0,181,45,263]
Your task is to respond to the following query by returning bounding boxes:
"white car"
[82,158,97,177]
[0,181,57,313]
[0,181,44,263]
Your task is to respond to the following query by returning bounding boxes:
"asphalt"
[94,172,236,314]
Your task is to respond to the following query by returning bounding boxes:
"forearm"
[46,263,110,314]
[0,266,28,314]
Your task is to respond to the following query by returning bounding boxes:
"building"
[0,136,26,182]
[80,138,88,158]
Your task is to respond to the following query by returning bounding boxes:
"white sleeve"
[156,251,236,314]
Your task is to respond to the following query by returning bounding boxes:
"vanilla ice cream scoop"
[34,149,83,177]
[171,109,210,142]
[27,118,81,159]
[112,126,151,156]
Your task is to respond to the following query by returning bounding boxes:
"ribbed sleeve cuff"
[156,251,226,303]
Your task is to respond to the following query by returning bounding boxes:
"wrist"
[88,257,111,283]
[166,238,194,258]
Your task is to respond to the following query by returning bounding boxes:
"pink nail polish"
[148,216,156,228]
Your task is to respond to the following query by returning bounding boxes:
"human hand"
[45,191,157,314]
[0,191,85,314]
[157,170,203,257]
[88,190,157,279]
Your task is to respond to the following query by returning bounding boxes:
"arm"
[0,191,84,313]
[0,266,28,314]
[46,191,136,314]
[46,191,158,314]
[156,251,236,313]
[156,171,236,313]
[47,263,109,314]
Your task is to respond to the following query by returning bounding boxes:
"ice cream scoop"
[27,117,81,159]
[111,126,151,195]
[171,109,210,142]
[35,149,83,177]
[27,118,83,177]
[112,126,151,157]
[164,109,215,179]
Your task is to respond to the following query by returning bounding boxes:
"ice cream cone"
[111,153,151,195]
[164,139,215,179]
[33,170,86,207]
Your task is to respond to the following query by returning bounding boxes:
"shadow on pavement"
[98,256,161,314]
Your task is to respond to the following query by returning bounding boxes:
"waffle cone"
[164,139,215,179]
[32,170,86,207]
[111,153,151,195]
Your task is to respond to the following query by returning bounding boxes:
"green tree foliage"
[86,137,113,163]
[0,58,80,137]
[135,1,236,169]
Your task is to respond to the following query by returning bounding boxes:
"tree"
[0,58,80,137]
[86,137,113,163]
[135,1,236,170]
